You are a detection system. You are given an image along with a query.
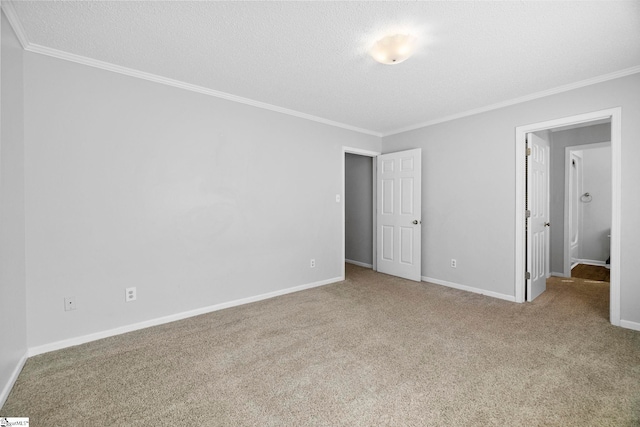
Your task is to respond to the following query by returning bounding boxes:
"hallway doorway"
[515,108,621,326]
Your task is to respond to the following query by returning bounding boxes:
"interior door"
[376,149,422,281]
[527,133,550,301]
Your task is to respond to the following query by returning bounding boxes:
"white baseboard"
[422,276,516,302]
[620,319,640,332]
[0,351,28,408]
[28,276,342,357]
[550,271,570,278]
[345,259,373,269]
[574,259,607,267]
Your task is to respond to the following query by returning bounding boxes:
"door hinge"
[525,272,531,280]
[525,210,531,218]
[526,147,532,156]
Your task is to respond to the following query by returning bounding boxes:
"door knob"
[413,220,420,225]
[544,222,550,227]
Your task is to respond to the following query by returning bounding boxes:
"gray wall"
[2,14,639,394]
[345,153,373,266]
[549,123,611,273]
[0,11,27,405]
[382,73,640,325]
[581,146,611,262]
[22,51,380,349]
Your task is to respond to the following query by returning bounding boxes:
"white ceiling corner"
[2,0,29,48]
[4,1,640,136]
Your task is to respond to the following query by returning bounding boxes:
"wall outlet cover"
[126,287,137,302]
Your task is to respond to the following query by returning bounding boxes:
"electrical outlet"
[64,296,76,311]
[126,287,137,302]
[451,259,457,268]
[310,259,316,268]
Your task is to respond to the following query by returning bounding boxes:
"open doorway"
[342,147,379,280]
[515,108,621,326]
[561,140,612,277]
[343,147,423,282]
[345,152,374,269]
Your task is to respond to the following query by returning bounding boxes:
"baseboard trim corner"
[550,271,570,278]
[345,259,373,269]
[574,259,607,267]
[0,351,28,408]
[620,319,640,332]
[422,276,516,302]
[28,276,342,357]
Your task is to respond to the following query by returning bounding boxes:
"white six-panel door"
[376,149,422,281]
[527,133,550,301]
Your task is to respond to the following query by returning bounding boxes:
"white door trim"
[514,108,621,327]
[342,147,381,280]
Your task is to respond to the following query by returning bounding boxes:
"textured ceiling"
[6,1,640,136]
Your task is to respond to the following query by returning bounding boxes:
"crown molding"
[4,0,638,140]
[1,0,381,138]
[383,65,640,137]
[1,0,29,49]
[25,44,382,137]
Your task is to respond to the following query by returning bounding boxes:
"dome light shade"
[370,34,417,65]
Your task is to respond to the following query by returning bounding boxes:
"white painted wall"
[580,146,611,263]
[549,123,611,273]
[22,52,381,349]
[0,11,27,405]
[345,153,373,266]
[381,73,640,325]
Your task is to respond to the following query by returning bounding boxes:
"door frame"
[514,107,621,326]
[342,147,380,280]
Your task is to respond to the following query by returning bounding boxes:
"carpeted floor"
[572,263,611,282]
[2,264,639,426]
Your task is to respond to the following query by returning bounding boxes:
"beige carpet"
[2,265,639,426]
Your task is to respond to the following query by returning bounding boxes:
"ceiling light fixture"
[370,34,417,65]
